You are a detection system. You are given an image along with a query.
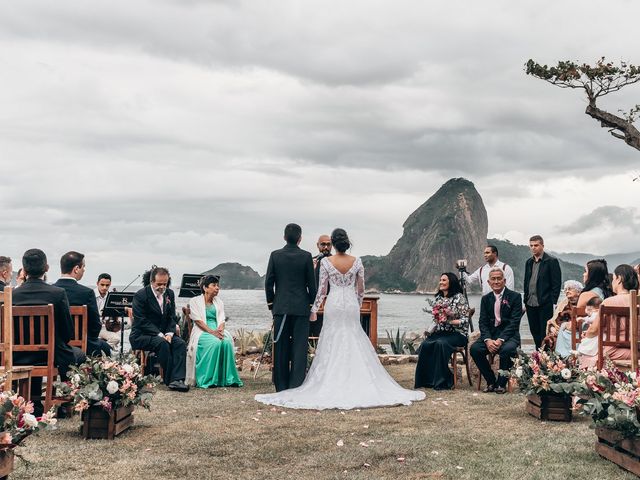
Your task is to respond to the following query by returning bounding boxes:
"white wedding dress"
[254,257,425,410]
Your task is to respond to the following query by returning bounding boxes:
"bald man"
[310,235,332,339]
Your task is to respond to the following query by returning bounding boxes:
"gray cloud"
[1,1,640,280]
[558,206,640,235]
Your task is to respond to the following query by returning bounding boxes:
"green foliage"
[385,328,406,355]
[509,349,581,396]
[526,57,640,100]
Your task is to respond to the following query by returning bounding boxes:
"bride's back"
[328,254,357,274]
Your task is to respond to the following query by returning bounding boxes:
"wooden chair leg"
[44,375,54,413]
[463,349,472,386]
[451,351,458,389]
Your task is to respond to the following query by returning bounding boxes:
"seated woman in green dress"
[185,275,243,388]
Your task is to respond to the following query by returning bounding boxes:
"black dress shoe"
[168,380,190,392]
[494,386,507,394]
[482,384,495,393]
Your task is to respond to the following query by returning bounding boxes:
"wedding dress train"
[255,257,425,410]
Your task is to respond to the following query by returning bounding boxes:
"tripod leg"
[253,328,273,381]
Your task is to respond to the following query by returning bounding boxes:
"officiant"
[310,234,332,339]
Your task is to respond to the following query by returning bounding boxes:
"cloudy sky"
[1,0,639,283]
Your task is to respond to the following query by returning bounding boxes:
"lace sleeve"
[311,259,329,313]
[355,258,365,307]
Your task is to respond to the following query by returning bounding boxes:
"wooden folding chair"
[597,303,631,371]
[451,345,472,388]
[69,305,88,353]
[570,306,587,350]
[0,287,32,398]
[628,290,639,370]
[12,304,64,412]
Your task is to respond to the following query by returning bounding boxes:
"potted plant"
[56,354,159,440]
[0,384,56,478]
[577,363,640,476]
[509,349,581,422]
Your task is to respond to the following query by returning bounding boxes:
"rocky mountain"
[364,178,488,292]
[201,263,263,289]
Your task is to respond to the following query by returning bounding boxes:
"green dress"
[195,304,243,388]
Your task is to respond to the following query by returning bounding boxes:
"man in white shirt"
[95,273,121,350]
[461,245,514,295]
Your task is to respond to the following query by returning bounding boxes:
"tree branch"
[586,104,640,151]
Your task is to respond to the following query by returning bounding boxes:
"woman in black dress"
[414,272,470,390]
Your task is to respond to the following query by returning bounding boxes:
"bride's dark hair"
[331,228,351,253]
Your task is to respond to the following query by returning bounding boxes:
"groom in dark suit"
[130,266,188,392]
[53,251,111,356]
[265,223,317,392]
[470,267,523,393]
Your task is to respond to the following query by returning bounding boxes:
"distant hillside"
[552,250,640,269]
[201,263,263,289]
[489,239,584,292]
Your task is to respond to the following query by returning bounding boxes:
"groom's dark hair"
[284,223,302,244]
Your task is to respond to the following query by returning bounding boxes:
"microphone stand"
[458,268,474,333]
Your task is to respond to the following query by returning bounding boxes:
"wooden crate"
[81,404,135,440]
[595,427,640,476]
[0,448,14,480]
[525,393,572,422]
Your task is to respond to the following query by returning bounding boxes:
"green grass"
[11,364,636,480]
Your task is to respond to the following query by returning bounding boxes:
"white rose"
[106,380,119,395]
[23,413,38,428]
[122,364,134,375]
[515,367,523,378]
[72,374,81,386]
[561,368,572,380]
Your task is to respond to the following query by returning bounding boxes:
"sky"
[1,0,639,284]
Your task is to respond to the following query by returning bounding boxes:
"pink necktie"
[494,294,501,327]
[157,293,164,313]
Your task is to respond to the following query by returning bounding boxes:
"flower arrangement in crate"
[577,362,640,438]
[509,349,582,395]
[0,383,56,449]
[56,354,160,414]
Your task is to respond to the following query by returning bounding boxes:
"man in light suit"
[470,267,523,393]
[130,266,188,392]
[53,251,111,356]
[265,223,317,392]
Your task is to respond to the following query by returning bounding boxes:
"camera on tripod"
[455,259,467,273]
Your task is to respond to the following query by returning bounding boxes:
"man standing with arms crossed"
[523,235,561,349]
[265,223,317,392]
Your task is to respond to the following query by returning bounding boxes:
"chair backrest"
[0,287,13,371]
[597,303,631,370]
[630,290,639,370]
[570,306,587,350]
[69,305,88,352]
[12,305,56,371]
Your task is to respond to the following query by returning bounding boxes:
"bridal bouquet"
[577,363,640,437]
[509,349,581,395]
[56,354,160,414]
[424,298,452,324]
[0,383,56,447]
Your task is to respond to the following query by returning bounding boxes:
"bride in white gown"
[255,229,425,410]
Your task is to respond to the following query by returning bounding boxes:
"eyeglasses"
[319,242,331,246]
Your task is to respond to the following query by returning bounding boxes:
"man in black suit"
[265,223,317,392]
[470,267,523,393]
[12,249,86,413]
[130,266,188,392]
[0,256,12,291]
[523,235,562,349]
[309,234,332,339]
[53,251,111,356]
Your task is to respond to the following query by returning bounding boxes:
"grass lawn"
[11,364,635,480]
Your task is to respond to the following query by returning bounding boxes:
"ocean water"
[167,289,534,340]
